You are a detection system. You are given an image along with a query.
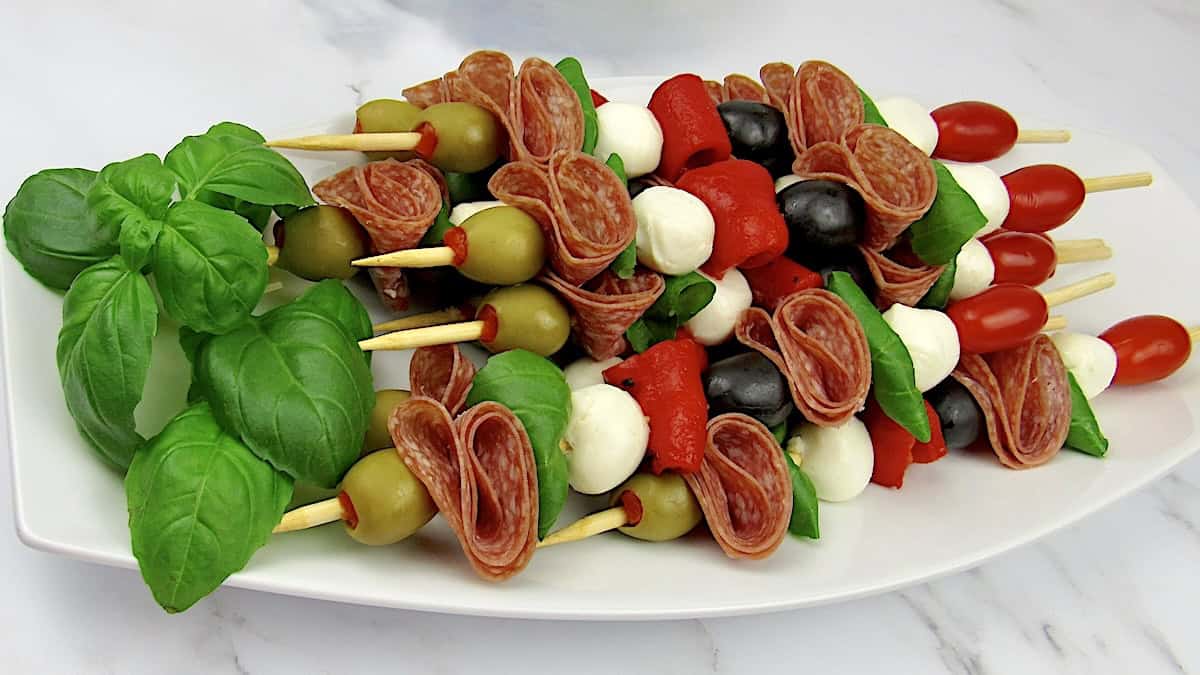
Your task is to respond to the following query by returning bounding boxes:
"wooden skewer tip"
[273,497,345,534]
[266,131,423,153]
[1016,129,1071,144]
[352,247,456,269]
[537,506,630,549]
[372,307,468,333]
[358,320,487,352]
[1041,273,1116,308]
[1083,172,1153,193]
[1188,326,1200,344]
[1043,315,1069,332]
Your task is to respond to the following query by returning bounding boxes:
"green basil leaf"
[87,154,175,269]
[782,449,819,539]
[918,257,957,310]
[554,57,599,154]
[1065,372,1108,457]
[117,214,163,270]
[204,121,266,144]
[827,271,931,442]
[3,168,119,291]
[908,161,987,266]
[771,421,788,446]
[195,282,375,487]
[127,402,292,613]
[420,200,453,246]
[626,272,716,352]
[860,88,889,127]
[604,153,638,279]
[288,279,373,366]
[165,128,313,207]
[151,200,269,334]
[197,190,275,232]
[56,257,158,469]
[444,162,500,205]
[606,152,627,184]
[465,350,571,538]
[178,326,211,405]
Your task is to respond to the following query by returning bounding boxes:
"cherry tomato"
[945,283,1049,354]
[1099,315,1192,385]
[1001,164,1086,233]
[982,231,1057,286]
[930,101,1018,163]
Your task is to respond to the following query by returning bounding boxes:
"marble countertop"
[2,1,1198,673]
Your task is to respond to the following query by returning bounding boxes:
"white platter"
[5,77,1200,620]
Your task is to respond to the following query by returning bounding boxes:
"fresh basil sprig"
[165,122,313,209]
[908,161,988,266]
[919,257,957,310]
[626,272,716,353]
[827,271,931,442]
[554,57,599,154]
[420,200,454,246]
[604,152,638,279]
[1064,372,1109,457]
[860,88,889,127]
[782,449,820,539]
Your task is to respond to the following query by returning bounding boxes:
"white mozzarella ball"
[882,304,961,392]
[563,356,623,391]
[875,97,938,156]
[448,200,505,226]
[1050,332,1118,400]
[949,238,995,301]
[775,174,803,193]
[685,268,752,346]
[943,163,1010,236]
[787,418,873,502]
[563,384,649,494]
[593,102,664,178]
[632,186,715,275]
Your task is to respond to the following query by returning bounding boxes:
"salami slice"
[389,397,538,581]
[540,268,666,360]
[368,268,410,313]
[951,335,1071,469]
[513,58,585,165]
[787,61,864,153]
[490,150,637,285]
[410,345,477,416]
[402,76,451,108]
[735,289,870,426]
[703,79,725,106]
[859,247,945,309]
[312,158,443,253]
[683,414,791,559]
[759,62,795,113]
[722,74,770,104]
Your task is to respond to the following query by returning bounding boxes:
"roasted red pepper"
[590,89,608,108]
[740,255,823,311]
[863,400,915,488]
[603,338,709,474]
[911,401,948,464]
[647,74,732,182]
[676,159,789,278]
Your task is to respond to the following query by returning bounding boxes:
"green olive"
[420,102,503,174]
[362,389,411,453]
[340,449,437,546]
[457,207,546,285]
[274,205,368,281]
[477,284,571,357]
[609,473,703,542]
[355,98,424,161]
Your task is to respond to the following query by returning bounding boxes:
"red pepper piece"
[863,400,915,488]
[412,121,439,160]
[911,402,947,464]
[590,89,608,108]
[603,338,709,474]
[647,74,732,182]
[442,226,469,266]
[676,159,789,278]
[740,255,822,311]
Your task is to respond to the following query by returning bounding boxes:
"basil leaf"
[908,161,987,266]
[918,257,957,310]
[420,200,453,246]
[626,272,716,353]
[606,152,627,184]
[165,127,313,207]
[87,154,174,269]
[196,282,375,487]
[288,279,373,365]
[1065,372,1108,457]
[782,449,819,539]
[445,162,500,205]
[127,402,292,613]
[197,190,274,232]
[827,272,931,442]
[554,57,599,154]
[56,257,158,469]
[204,121,266,143]
[605,153,638,279]
[465,350,571,538]
[771,421,788,446]
[860,88,889,127]
[151,200,269,334]
[178,326,210,405]
[3,168,119,291]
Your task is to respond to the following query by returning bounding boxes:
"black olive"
[927,379,983,450]
[777,180,866,260]
[717,101,794,178]
[628,177,656,199]
[703,352,794,428]
[797,248,876,297]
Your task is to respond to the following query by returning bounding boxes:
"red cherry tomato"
[1099,315,1192,385]
[1000,164,1086,233]
[930,101,1018,163]
[982,231,1057,286]
[945,283,1049,354]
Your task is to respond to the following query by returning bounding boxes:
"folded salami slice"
[389,397,538,581]
[490,150,637,286]
[368,268,410,313]
[722,74,771,104]
[703,79,725,106]
[786,60,864,153]
[951,336,1071,469]
[312,158,444,253]
[759,62,795,113]
[513,58,585,165]
[736,289,870,426]
[683,414,791,559]
[540,269,665,360]
[401,75,452,108]
[859,247,945,309]
[410,345,477,416]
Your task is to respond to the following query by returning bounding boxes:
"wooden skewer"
[373,307,469,333]
[264,281,283,294]
[1016,129,1071,144]
[266,245,280,267]
[359,321,487,352]
[1189,326,1200,344]
[1054,241,1112,264]
[537,506,632,549]
[266,132,423,152]
[274,497,344,533]
[1083,172,1153,193]
[1041,273,1116,308]
[353,247,457,269]
[1043,315,1068,332]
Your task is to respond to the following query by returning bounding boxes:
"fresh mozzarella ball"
[685,269,752,346]
[949,238,995,301]
[593,102,664,178]
[787,418,873,502]
[563,384,650,494]
[448,200,505,226]
[1051,332,1118,400]
[876,97,938,156]
[632,186,715,275]
[775,174,804,193]
[943,163,1010,237]
[563,356,623,391]
[882,304,960,392]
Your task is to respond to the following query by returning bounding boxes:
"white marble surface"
[2,1,1198,672]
